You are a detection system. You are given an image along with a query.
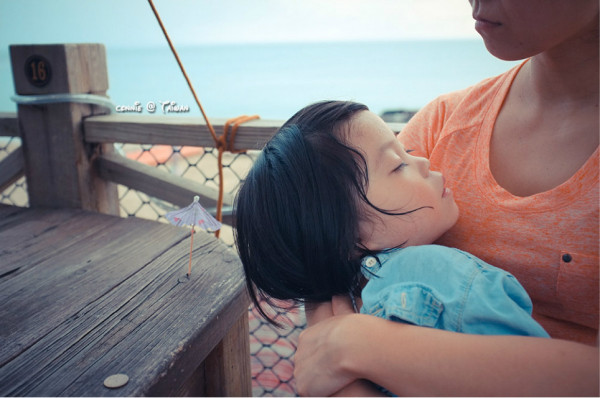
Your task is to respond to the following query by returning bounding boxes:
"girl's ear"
[356,210,375,251]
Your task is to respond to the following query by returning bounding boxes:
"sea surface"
[1,40,519,119]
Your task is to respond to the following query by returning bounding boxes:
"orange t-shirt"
[399,61,599,344]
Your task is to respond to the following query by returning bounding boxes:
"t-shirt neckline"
[475,60,599,211]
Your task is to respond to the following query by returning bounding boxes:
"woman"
[293,0,599,395]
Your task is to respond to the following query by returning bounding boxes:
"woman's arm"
[295,299,599,397]
[302,301,385,397]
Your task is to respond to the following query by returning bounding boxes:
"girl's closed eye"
[393,162,407,173]
[392,149,413,172]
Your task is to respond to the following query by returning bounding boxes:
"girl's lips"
[442,176,451,198]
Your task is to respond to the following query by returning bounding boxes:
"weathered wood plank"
[0,112,18,137]
[0,209,247,396]
[2,237,223,395]
[85,114,279,150]
[202,310,252,397]
[95,152,234,224]
[0,203,27,228]
[0,208,116,276]
[0,146,24,192]
[10,44,108,96]
[0,212,189,365]
[10,44,119,213]
[7,111,404,146]
[6,111,404,150]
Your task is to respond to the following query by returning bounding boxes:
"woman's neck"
[527,26,599,107]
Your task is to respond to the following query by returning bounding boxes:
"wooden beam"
[85,114,280,150]
[0,147,25,192]
[85,114,405,149]
[203,310,251,396]
[0,112,19,137]
[9,112,405,146]
[96,152,234,224]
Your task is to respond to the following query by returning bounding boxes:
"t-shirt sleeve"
[398,95,451,158]
[397,87,471,159]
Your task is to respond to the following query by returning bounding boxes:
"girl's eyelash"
[394,162,407,172]
[392,149,413,172]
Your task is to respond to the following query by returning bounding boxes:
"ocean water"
[1,40,519,119]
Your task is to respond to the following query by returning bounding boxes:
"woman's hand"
[295,296,367,396]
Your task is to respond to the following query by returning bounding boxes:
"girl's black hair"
[234,100,421,325]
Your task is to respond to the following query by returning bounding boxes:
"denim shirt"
[360,245,549,337]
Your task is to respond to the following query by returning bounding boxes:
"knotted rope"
[148,0,259,238]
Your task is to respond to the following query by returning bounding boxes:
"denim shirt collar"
[361,247,403,279]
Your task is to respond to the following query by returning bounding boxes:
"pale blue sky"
[1,0,477,49]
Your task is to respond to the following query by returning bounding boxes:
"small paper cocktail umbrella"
[165,195,222,278]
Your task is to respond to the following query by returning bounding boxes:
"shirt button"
[365,256,377,268]
[562,253,572,263]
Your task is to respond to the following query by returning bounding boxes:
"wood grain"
[10,44,118,214]
[0,146,24,192]
[96,152,233,207]
[0,207,250,396]
[85,114,279,150]
[0,112,18,137]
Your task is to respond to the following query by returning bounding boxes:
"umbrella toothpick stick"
[187,227,195,278]
[165,196,222,279]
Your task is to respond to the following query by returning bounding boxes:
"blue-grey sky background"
[1,0,477,49]
[2,0,512,118]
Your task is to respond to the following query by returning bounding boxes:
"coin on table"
[103,373,129,389]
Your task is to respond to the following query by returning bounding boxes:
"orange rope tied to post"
[216,115,260,227]
[147,0,259,238]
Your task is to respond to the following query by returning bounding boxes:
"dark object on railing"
[380,109,418,123]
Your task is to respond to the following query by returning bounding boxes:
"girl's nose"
[416,156,430,177]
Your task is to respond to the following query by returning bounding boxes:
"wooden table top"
[0,204,249,396]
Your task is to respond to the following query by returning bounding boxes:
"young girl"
[235,100,548,338]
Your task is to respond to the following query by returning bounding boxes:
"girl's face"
[348,111,459,250]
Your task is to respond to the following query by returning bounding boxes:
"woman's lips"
[474,17,502,34]
[473,13,501,24]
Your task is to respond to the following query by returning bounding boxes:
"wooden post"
[204,311,252,396]
[10,44,119,214]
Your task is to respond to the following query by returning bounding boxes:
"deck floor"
[0,204,250,396]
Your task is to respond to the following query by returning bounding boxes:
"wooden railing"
[0,114,404,228]
[0,110,282,226]
[0,44,404,228]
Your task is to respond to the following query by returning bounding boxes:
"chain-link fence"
[0,138,306,396]
[0,137,27,207]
